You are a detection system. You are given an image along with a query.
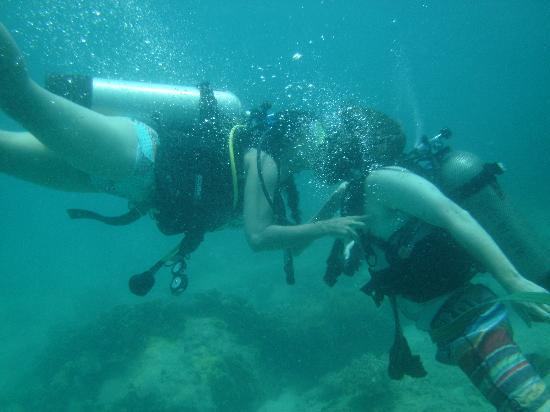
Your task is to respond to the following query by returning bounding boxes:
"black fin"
[388,332,428,380]
[388,295,428,380]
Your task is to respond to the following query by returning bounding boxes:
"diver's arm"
[290,181,350,255]
[243,150,365,252]
[370,168,550,321]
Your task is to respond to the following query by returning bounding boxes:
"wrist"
[497,270,524,291]
[314,220,330,237]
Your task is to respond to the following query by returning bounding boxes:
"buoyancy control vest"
[66,83,242,236]
[47,74,245,234]
[324,174,481,304]
[360,220,480,304]
[152,83,241,236]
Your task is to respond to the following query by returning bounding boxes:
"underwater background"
[1,1,549,411]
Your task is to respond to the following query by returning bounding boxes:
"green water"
[1,1,549,411]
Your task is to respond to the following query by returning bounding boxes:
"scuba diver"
[318,106,550,411]
[0,23,366,295]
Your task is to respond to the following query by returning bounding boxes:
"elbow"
[246,232,267,253]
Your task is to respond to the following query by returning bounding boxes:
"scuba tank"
[405,131,550,288]
[438,150,550,288]
[45,74,242,130]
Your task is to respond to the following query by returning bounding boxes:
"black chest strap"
[256,148,295,285]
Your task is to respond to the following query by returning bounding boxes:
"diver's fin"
[388,295,428,380]
[388,330,428,380]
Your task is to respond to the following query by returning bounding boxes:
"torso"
[359,167,478,304]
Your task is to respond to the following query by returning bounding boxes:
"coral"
[3,289,393,412]
[7,294,266,411]
[303,353,397,412]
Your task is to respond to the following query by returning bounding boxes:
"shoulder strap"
[256,146,281,216]
[255,145,295,284]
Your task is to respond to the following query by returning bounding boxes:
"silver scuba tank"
[438,150,550,287]
[45,74,242,130]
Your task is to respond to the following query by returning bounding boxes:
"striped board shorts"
[431,284,549,411]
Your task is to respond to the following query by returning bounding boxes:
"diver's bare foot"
[0,23,30,105]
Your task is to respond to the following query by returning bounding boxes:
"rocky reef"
[1,289,396,412]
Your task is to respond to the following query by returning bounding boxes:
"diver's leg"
[456,323,549,411]
[432,286,549,411]
[0,130,97,192]
[0,23,138,180]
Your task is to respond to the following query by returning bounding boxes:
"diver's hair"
[320,106,406,183]
[341,106,406,162]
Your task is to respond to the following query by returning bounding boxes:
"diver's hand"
[291,182,351,256]
[317,215,367,241]
[504,276,550,324]
[0,23,29,101]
